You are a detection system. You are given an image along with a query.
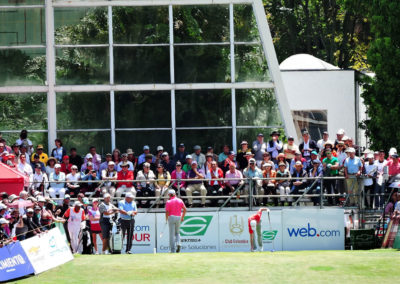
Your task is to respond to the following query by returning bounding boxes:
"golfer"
[118,192,137,254]
[165,189,186,253]
[248,208,269,252]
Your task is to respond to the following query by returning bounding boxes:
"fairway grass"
[13,250,399,284]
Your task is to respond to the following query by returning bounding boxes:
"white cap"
[108,161,115,166]
[337,129,345,135]
[0,203,7,210]
[295,161,302,166]
[186,155,192,159]
[157,146,164,151]
[73,201,82,207]
[54,164,61,169]
[347,147,356,153]
[0,218,9,224]
[103,193,111,199]
[367,153,374,159]
[125,192,134,198]
[71,165,78,170]
[161,152,168,157]
[37,196,46,202]
[262,163,272,168]
[249,158,256,163]
[168,189,176,195]
[85,153,93,159]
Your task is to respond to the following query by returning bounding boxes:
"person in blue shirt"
[344,148,362,206]
[118,193,137,254]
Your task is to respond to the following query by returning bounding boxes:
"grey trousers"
[251,222,262,250]
[168,215,181,253]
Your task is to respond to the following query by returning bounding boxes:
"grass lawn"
[13,250,399,284]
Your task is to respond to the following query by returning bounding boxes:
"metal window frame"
[1,0,297,153]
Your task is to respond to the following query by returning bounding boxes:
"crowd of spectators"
[1,129,400,252]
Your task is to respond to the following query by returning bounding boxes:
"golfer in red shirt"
[165,189,186,253]
[248,208,269,252]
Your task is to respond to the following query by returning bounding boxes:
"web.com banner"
[282,208,344,250]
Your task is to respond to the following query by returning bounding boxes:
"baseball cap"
[323,131,329,135]
[186,155,192,159]
[145,154,153,159]
[278,162,286,167]
[176,161,182,166]
[71,165,78,170]
[27,208,34,213]
[143,162,150,168]
[229,151,236,156]
[311,151,318,156]
[103,193,111,198]
[347,147,356,153]
[85,153,93,159]
[157,146,164,151]
[168,189,176,195]
[191,161,198,165]
[262,163,272,168]
[64,194,71,200]
[35,163,41,169]
[36,144,44,149]
[73,201,82,207]
[62,155,69,160]
[367,153,374,159]
[312,159,321,164]
[249,158,256,164]
[54,164,61,169]
[288,136,294,140]
[302,130,309,135]
[337,129,345,135]
[125,192,134,198]
[161,152,168,157]
[178,143,185,147]
[257,133,264,137]
[82,197,89,205]
[245,151,254,156]
[143,145,150,150]
[0,218,9,225]
[87,162,93,167]
[193,145,201,150]
[121,153,128,158]
[105,153,112,157]
[37,196,46,202]
[391,154,399,158]
[108,161,115,166]
[295,161,302,166]
[240,141,248,145]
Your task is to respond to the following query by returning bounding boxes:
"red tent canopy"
[0,163,25,195]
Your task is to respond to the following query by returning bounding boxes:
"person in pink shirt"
[170,161,187,198]
[387,154,400,177]
[165,189,186,253]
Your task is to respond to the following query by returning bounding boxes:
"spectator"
[384,192,398,216]
[205,161,225,207]
[237,141,252,170]
[305,151,320,173]
[186,161,207,208]
[116,153,134,172]
[99,193,118,255]
[86,146,102,171]
[261,152,275,170]
[154,146,164,166]
[206,146,219,162]
[262,162,277,206]
[11,143,20,158]
[252,134,267,167]
[161,152,176,173]
[69,148,83,171]
[182,155,193,174]
[18,153,33,177]
[225,163,244,196]
[275,153,289,171]
[48,164,66,202]
[173,143,188,165]
[299,130,318,161]
[266,131,283,164]
[66,165,81,197]
[171,161,187,197]
[118,193,137,254]
[64,201,85,253]
[218,145,230,164]
[30,144,48,165]
[99,153,113,173]
[30,154,46,172]
[276,162,292,206]
[155,164,171,206]
[25,208,41,238]
[387,153,400,177]
[291,161,307,203]
[221,151,237,174]
[344,148,362,206]
[112,148,121,164]
[138,145,154,165]
[308,159,323,205]
[317,131,329,152]
[136,162,156,208]
[101,161,118,198]
[320,141,337,161]
[46,157,57,176]
[283,136,298,163]
[116,162,135,198]
[16,129,33,156]
[81,164,100,194]
[203,153,214,176]
[81,154,95,173]
[289,151,307,174]
[51,139,66,162]
[29,163,49,195]
[364,154,377,208]
[135,154,156,174]
[374,150,388,209]
[192,145,206,169]
[334,129,345,149]
[243,158,263,205]
[323,150,339,205]
[126,148,137,170]
[0,138,11,153]
[60,155,73,174]
[88,198,102,255]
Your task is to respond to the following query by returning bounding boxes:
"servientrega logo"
[262,230,277,241]
[180,216,213,236]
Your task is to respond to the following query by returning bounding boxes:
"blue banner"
[0,242,35,282]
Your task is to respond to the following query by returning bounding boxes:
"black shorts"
[100,219,112,239]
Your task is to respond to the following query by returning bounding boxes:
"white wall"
[281,70,356,143]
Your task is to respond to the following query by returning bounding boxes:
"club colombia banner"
[0,242,34,282]
[219,210,282,252]
[156,212,219,253]
[20,227,74,274]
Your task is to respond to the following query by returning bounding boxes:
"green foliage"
[360,0,400,151]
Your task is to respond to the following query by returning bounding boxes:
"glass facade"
[0,0,291,155]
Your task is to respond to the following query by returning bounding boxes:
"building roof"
[280,54,340,71]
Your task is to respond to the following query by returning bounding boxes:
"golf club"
[267,209,275,252]
[159,222,168,238]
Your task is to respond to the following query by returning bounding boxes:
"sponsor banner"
[156,212,219,253]
[219,211,282,252]
[0,242,34,282]
[20,228,73,274]
[282,208,344,250]
[131,214,156,253]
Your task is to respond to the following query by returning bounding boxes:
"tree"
[360,0,400,151]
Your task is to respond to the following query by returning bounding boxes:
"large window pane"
[0,0,43,5]
[57,131,111,157]
[176,129,232,155]
[56,92,110,130]
[292,110,328,141]
[54,7,108,45]
[115,91,171,128]
[114,46,169,84]
[234,4,260,42]
[235,44,270,82]
[113,6,168,44]
[0,8,45,46]
[175,90,231,127]
[174,45,230,83]
[237,128,285,147]
[116,130,172,155]
[0,48,45,86]
[56,47,109,85]
[0,93,47,130]
[1,132,48,152]
[236,89,282,126]
[173,5,229,43]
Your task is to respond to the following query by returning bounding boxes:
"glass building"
[0,0,296,156]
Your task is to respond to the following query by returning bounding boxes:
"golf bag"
[110,214,123,254]
[78,221,93,254]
